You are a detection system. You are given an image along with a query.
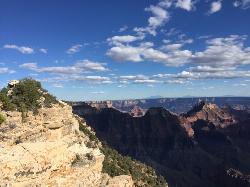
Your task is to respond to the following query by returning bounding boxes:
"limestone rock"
[0,104,134,187]
[106,175,134,187]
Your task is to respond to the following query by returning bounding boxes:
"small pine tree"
[0,78,59,114]
[0,113,5,124]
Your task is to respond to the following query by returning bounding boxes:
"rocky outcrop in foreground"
[0,103,134,187]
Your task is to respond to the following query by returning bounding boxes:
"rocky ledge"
[0,103,134,187]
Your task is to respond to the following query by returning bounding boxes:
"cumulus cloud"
[72,75,111,83]
[107,41,192,66]
[39,48,48,53]
[20,60,109,74]
[107,44,144,62]
[165,79,190,84]
[134,79,160,84]
[117,74,160,85]
[208,1,222,14]
[153,73,173,78]
[190,35,250,68]
[146,5,170,29]
[75,60,109,72]
[3,44,34,54]
[66,44,82,54]
[188,66,236,73]
[233,0,250,9]
[160,43,183,51]
[119,75,149,81]
[20,63,39,70]
[40,74,112,85]
[108,34,250,70]
[175,0,196,11]
[134,3,170,36]
[107,35,143,45]
[175,70,250,79]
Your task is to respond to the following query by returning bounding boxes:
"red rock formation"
[129,106,146,117]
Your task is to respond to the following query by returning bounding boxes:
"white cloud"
[175,70,250,79]
[163,28,182,37]
[202,86,215,90]
[3,44,34,54]
[233,0,250,9]
[188,66,236,73]
[40,75,112,85]
[146,5,169,28]
[153,73,173,78]
[68,75,112,84]
[190,35,250,67]
[66,44,82,54]
[175,0,196,11]
[107,41,192,66]
[91,91,105,94]
[52,83,64,88]
[233,83,248,86]
[166,79,190,84]
[133,79,159,84]
[0,67,15,74]
[20,63,38,70]
[134,3,170,36]
[39,48,48,53]
[75,60,109,72]
[20,60,109,74]
[107,34,250,70]
[160,43,183,51]
[107,35,143,45]
[117,85,127,88]
[208,1,222,14]
[117,74,160,85]
[107,45,143,62]
[118,25,128,32]
[76,75,110,81]
[158,0,173,8]
[119,75,148,80]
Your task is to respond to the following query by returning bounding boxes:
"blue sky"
[1,0,250,101]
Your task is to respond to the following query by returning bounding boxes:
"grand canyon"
[1,0,250,186]
[72,99,250,187]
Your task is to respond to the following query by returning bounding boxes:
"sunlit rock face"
[0,104,134,187]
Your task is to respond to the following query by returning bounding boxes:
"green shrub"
[101,143,167,187]
[43,92,58,107]
[86,153,94,160]
[11,78,43,114]
[79,122,98,146]
[78,119,167,186]
[0,78,58,114]
[0,89,16,111]
[0,113,5,124]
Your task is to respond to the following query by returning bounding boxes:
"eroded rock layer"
[0,103,134,187]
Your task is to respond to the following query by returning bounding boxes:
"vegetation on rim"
[0,78,58,114]
[101,143,167,187]
[77,120,167,187]
[0,113,5,124]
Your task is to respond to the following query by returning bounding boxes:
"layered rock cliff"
[0,79,134,187]
[0,103,134,186]
[73,101,250,187]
